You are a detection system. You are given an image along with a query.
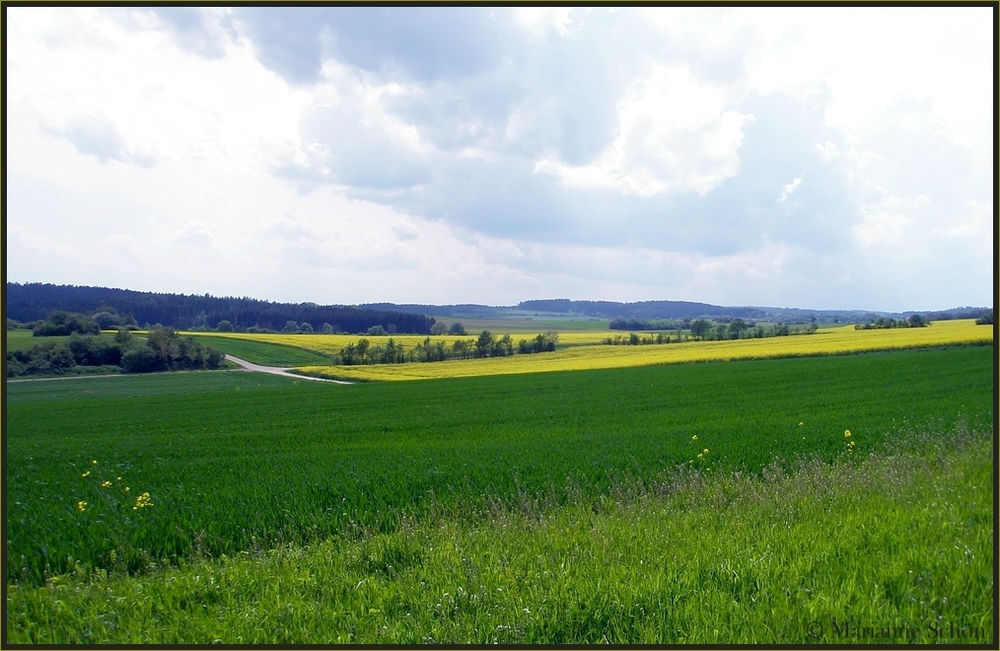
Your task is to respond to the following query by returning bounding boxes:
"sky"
[5,6,994,312]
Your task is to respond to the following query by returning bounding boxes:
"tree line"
[604,318,819,346]
[6,283,434,334]
[337,331,557,366]
[854,315,928,330]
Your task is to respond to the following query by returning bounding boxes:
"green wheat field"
[5,344,994,644]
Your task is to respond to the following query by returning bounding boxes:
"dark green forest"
[6,283,434,334]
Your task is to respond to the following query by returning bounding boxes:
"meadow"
[5,337,993,643]
[7,426,991,644]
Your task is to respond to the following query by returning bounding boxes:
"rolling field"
[7,427,991,644]
[293,319,991,381]
[7,346,992,582]
[5,340,994,643]
[184,334,334,366]
[5,329,72,351]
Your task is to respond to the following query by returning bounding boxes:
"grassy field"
[5,329,72,350]
[184,333,334,366]
[5,334,994,643]
[7,426,991,644]
[7,346,992,575]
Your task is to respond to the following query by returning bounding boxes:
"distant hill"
[7,283,987,332]
[366,299,990,324]
[6,283,434,334]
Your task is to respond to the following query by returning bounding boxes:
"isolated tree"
[322,322,335,333]
[217,320,234,332]
[475,330,494,358]
[300,322,314,334]
[91,311,119,330]
[727,319,748,339]
[367,325,387,336]
[448,322,467,335]
[689,319,710,340]
[283,320,300,333]
[356,338,371,364]
[452,339,471,359]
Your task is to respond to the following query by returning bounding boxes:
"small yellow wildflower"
[81,471,90,478]
[77,501,87,512]
[703,449,709,455]
[101,480,112,488]
[116,476,122,481]
[124,486,130,492]
[133,492,153,510]
[91,460,98,465]
[692,435,698,441]
[799,422,803,426]
[845,430,851,438]
[697,453,703,459]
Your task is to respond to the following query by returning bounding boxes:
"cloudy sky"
[5,6,994,311]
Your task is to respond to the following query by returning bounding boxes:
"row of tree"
[337,331,558,366]
[603,318,819,347]
[7,327,224,377]
[854,315,928,330]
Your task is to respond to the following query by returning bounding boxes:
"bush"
[33,311,100,337]
[121,345,158,374]
[68,333,123,366]
[217,320,234,332]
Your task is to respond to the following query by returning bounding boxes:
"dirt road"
[224,355,353,384]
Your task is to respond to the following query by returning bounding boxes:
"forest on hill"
[5,283,434,334]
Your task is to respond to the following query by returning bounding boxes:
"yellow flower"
[697,453,703,459]
[703,449,709,455]
[124,486,130,492]
[101,480,112,488]
[692,435,698,441]
[91,460,98,465]
[845,430,851,438]
[799,422,803,426]
[133,492,153,509]
[81,471,90,477]
[116,477,122,481]
[77,501,87,512]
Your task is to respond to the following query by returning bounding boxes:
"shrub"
[121,345,158,374]
[33,311,100,337]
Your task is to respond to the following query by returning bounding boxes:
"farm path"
[224,354,353,385]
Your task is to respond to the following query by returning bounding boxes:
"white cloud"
[4,7,992,312]
[535,65,754,197]
[777,174,803,203]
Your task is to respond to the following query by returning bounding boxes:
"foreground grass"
[294,320,992,381]
[6,347,992,587]
[7,426,992,644]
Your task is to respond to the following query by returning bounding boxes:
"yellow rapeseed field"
[291,320,991,382]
